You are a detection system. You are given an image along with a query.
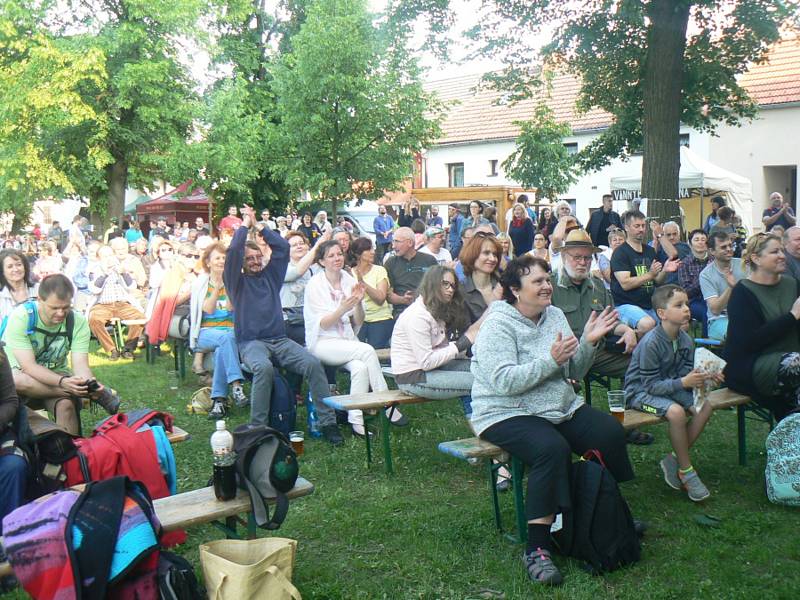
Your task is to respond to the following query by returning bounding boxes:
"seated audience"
[0,344,26,537]
[676,229,710,334]
[391,265,480,400]
[625,285,719,502]
[2,275,119,435]
[418,226,452,265]
[385,227,437,318]
[0,250,39,322]
[304,240,397,436]
[34,241,63,279]
[145,239,192,345]
[597,228,625,289]
[332,227,356,269]
[351,237,394,350]
[470,255,629,586]
[86,246,146,360]
[699,232,745,341]
[725,233,800,421]
[225,207,342,444]
[530,232,551,264]
[460,233,503,324]
[189,242,247,419]
[281,230,329,346]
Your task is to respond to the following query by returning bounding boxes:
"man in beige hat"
[550,228,654,445]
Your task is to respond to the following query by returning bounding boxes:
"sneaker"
[121,349,135,360]
[208,400,227,420]
[93,387,121,415]
[680,470,710,502]
[522,548,563,586]
[321,424,344,446]
[108,350,120,361]
[660,454,681,491]
[231,385,249,408]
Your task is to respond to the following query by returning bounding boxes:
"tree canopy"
[267,0,442,215]
[391,0,796,200]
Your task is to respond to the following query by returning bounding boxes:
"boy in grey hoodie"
[625,284,722,501]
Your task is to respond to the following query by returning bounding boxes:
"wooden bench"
[167,425,190,444]
[438,388,762,543]
[0,477,315,579]
[374,348,391,363]
[323,389,433,474]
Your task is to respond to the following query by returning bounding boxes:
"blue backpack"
[269,373,296,437]
[0,300,75,349]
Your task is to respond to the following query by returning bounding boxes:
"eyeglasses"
[473,231,493,239]
[159,248,173,254]
[441,280,455,290]
[565,253,592,263]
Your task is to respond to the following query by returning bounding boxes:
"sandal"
[626,429,655,446]
[522,548,563,586]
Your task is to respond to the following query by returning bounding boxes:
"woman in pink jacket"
[390,265,482,400]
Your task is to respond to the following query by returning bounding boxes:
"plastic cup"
[289,431,305,456]
[607,390,626,424]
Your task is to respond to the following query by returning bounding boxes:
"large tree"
[0,0,205,226]
[268,0,443,217]
[391,0,795,203]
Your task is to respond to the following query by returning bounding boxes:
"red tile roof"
[427,33,800,145]
[738,33,800,108]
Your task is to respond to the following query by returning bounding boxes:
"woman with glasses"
[352,237,394,349]
[304,240,390,437]
[459,201,491,239]
[459,233,504,324]
[281,230,331,345]
[531,233,551,264]
[725,233,800,421]
[189,242,247,418]
[391,266,481,401]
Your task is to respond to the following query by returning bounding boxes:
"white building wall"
[709,105,800,228]
[424,126,705,225]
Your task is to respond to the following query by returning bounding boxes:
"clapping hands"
[583,306,619,345]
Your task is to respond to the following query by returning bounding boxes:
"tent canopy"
[135,181,212,237]
[610,146,754,231]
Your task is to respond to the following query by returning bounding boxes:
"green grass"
[4,345,800,599]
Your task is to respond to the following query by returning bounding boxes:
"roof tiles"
[427,33,800,145]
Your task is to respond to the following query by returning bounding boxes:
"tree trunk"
[641,0,690,203]
[106,158,128,228]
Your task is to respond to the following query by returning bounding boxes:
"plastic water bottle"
[307,392,322,438]
[210,420,236,501]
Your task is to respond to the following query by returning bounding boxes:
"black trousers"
[481,405,634,521]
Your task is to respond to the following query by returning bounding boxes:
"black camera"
[86,379,100,393]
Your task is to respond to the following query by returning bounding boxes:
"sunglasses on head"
[473,231,493,239]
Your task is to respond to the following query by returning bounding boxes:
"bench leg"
[178,340,186,379]
[364,412,373,468]
[737,404,747,466]
[488,460,502,532]
[511,456,526,544]
[381,408,393,475]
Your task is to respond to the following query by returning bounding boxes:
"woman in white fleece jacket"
[470,254,634,587]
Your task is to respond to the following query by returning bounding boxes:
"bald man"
[385,227,437,318]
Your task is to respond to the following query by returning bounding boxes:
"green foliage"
[391,0,794,194]
[0,0,205,225]
[267,0,442,210]
[502,105,576,201]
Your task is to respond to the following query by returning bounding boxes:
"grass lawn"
[4,345,800,599]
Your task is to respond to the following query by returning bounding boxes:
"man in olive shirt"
[550,229,652,444]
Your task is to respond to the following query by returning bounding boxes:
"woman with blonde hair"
[725,233,800,421]
[189,242,247,418]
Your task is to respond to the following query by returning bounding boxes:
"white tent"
[610,146,754,231]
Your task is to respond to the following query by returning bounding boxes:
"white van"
[339,200,381,243]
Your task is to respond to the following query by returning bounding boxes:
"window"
[488,159,498,177]
[448,163,465,187]
[563,143,578,156]
[679,133,690,148]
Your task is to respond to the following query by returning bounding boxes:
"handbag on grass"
[199,538,301,600]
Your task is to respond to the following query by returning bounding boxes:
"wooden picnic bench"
[0,477,315,579]
[438,388,762,543]
[323,389,432,474]
[167,425,190,444]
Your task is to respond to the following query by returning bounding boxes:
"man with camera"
[1,274,120,435]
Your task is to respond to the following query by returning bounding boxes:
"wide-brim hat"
[562,228,600,253]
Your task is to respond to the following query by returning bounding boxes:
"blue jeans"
[397,359,473,400]
[0,454,27,534]
[196,327,244,399]
[616,304,658,329]
[357,318,394,350]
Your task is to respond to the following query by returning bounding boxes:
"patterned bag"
[188,387,213,414]
[765,412,800,506]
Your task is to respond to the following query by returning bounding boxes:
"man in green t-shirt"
[2,274,119,434]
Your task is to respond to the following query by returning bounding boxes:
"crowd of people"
[0,190,797,588]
